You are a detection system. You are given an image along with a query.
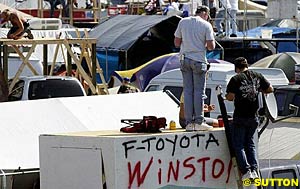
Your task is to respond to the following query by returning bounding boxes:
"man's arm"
[263,85,274,94]
[225,92,235,101]
[206,40,215,51]
[174,37,182,48]
[260,74,274,94]
[10,13,24,38]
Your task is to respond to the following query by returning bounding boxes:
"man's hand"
[204,104,215,112]
[8,34,20,40]
[8,34,14,39]
[225,92,235,101]
[207,104,215,111]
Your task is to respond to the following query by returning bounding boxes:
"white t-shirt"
[174,16,215,62]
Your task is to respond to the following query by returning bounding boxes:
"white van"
[144,63,289,118]
[8,76,86,101]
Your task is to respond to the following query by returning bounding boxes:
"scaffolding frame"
[0,37,107,95]
[37,0,102,25]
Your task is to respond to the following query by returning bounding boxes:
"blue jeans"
[231,117,259,174]
[229,9,237,35]
[215,9,230,35]
[180,57,207,125]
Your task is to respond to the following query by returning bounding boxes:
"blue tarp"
[236,19,299,53]
[96,50,120,82]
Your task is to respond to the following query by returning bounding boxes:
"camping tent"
[110,53,232,91]
[88,14,181,81]
[251,52,300,82]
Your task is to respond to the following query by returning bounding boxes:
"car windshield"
[28,79,85,100]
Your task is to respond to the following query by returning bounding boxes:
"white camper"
[144,63,289,118]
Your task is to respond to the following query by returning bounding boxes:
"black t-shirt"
[226,70,270,118]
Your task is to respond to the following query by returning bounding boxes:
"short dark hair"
[234,57,248,69]
[195,5,210,15]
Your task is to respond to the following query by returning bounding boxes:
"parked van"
[144,63,289,118]
[8,76,86,101]
[275,84,300,116]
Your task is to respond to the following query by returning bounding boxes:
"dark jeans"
[231,117,259,174]
[49,0,68,18]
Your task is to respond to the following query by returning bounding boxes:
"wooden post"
[93,0,99,22]
[38,0,43,18]
[3,45,8,82]
[43,44,48,75]
[67,48,72,76]
[69,0,74,25]
[0,44,2,70]
[92,43,97,88]
[0,39,7,101]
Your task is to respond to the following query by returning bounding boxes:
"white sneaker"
[185,123,194,131]
[194,123,213,131]
[251,170,259,179]
[242,170,253,181]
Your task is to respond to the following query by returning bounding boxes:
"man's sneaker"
[185,123,194,131]
[194,123,213,131]
[251,170,259,179]
[242,170,253,181]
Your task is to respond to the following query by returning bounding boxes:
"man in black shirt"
[225,57,273,181]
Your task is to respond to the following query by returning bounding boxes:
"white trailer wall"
[0,91,179,170]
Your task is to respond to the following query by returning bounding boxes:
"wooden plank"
[9,43,37,93]
[11,45,39,75]
[0,38,97,45]
[63,40,97,94]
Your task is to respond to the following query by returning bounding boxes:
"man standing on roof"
[215,0,231,37]
[0,9,33,40]
[225,57,273,181]
[174,6,215,131]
